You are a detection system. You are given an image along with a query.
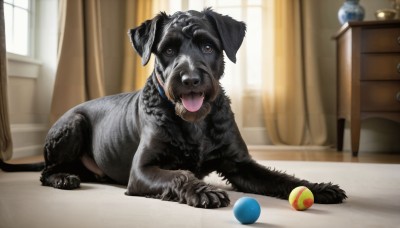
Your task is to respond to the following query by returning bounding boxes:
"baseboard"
[248,145,333,151]
[12,145,43,159]
[10,124,48,159]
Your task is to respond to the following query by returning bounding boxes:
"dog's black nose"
[181,75,201,87]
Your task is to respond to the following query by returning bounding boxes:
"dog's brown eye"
[164,48,176,57]
[201,44,213,54]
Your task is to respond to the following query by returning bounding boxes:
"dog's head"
[129,8,246,122]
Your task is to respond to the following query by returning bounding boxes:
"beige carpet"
[1,161,399,228]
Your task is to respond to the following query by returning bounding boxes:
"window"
[4,0,33,56]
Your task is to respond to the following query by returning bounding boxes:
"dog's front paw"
[49,173,81,190]
[183,181,230,208]
[159,171,230,208]
[311,182,347,204]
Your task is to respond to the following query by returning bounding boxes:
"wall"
[8,0,58,158]
[315,0,400,153]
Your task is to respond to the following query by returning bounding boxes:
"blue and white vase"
[338,0,365,25]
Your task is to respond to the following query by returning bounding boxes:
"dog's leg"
[40,113,96,189]
[220,158,347,204]
[127,168,230,208]
[126,147,230,208]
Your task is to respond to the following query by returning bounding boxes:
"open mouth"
[180,92,205,112]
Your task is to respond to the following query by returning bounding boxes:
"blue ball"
[233,197,261,224]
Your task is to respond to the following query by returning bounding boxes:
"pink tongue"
[181,93,204,112]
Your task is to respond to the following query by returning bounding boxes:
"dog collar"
[153,72,175,108]
[154,71,169,101]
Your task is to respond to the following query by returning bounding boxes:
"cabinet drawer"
[361,54,400,80]
[361,27,400,53]
[361,82,400,111]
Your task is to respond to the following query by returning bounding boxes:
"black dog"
[37,9,346,208]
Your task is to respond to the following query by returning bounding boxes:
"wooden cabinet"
[334,21,400,156]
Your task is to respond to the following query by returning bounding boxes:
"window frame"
[5,0,40,79]
[4,0,36,57]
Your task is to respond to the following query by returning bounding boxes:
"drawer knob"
[397,92,400,102]
[398,63,400,73]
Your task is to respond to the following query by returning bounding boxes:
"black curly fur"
[36,8,347,208]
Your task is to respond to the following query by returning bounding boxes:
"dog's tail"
[0,159,44,172]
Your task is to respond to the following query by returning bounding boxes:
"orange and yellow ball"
[288,186,314,211]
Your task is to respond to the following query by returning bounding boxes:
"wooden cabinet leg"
[350,118,361,157]
[337,118,345,151]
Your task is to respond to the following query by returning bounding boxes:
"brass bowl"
[375,9,397,20]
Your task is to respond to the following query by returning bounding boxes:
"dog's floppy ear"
[129,13,166,65]
[205,8,246,63]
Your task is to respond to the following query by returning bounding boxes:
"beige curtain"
[0,0,12,160]
[50,0,105,124]
[262,0,327,145]
[121,0,154,92]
